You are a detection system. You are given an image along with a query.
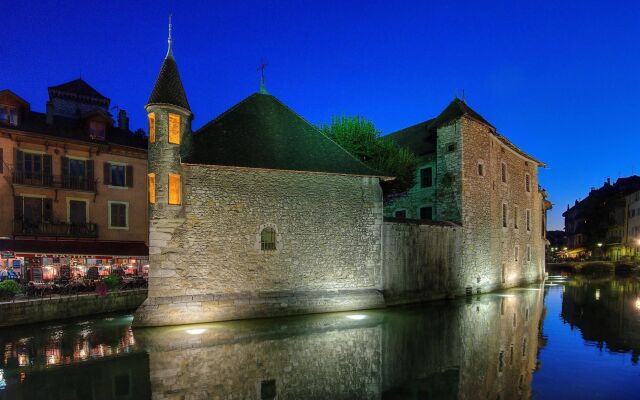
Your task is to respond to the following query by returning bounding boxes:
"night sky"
[3,1,640,229]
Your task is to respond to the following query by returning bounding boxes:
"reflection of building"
[561,277,640,363]
[625,190,640,260]
[563,177,640,260]
[136,284,545,399]
[384,100,549,290]
[0,80,149,279]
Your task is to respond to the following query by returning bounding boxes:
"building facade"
[563,176,640,260]
[0,80,148,279]
[134,34,387,326]
[385,101,549,291]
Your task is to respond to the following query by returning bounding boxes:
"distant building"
[563,176,640,260]
[626,189,640,259]
[0,80,148,279]
[384,100,549,288]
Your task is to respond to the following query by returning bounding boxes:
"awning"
[0,239,148,257]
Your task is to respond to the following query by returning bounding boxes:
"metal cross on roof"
[258,62,268,94]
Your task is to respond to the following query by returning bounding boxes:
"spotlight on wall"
[346,314,367,320]
[186,328,207,335]
[635,298,640,311]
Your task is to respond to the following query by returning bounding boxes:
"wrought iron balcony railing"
[14,220,98,238]
[12,172,96,192]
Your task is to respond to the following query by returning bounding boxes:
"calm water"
[0,276,638,399]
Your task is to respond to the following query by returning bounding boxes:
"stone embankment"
[547,261,639,275]
[0,289,147,327]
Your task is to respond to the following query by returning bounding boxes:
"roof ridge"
[268,96,382,176]
[194,92,262,134]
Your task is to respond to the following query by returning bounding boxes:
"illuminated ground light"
[186,328,207,335]
[635,298,640,311]
[346,314,367,320]
[595,289,601,301]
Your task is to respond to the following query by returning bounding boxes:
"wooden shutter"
[15,149,23,171]
[43,154,52,184]
[86,160,94,190]
[14,196,23,219]
[168,113,181,144]
[168,174,181,205]
[103,162,111,185]
[126,165,133,187]
[148,173,156,204]
[43,198,53,222]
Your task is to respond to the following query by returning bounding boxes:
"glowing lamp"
[346,314,367,320]
[186,328,206,335]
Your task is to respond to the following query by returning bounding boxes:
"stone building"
[134,29,388,326]
[0,80,148,279]
[626,189,640,259]
[385,100,549,293]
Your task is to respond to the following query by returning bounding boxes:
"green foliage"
[101,275,121,291]
[0,280,21,296]
[320,116,418,193]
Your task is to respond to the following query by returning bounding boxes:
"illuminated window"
[168,173,181,205]
[168,113,181,144]
[261,227,276,251]
[148,173,156,204]
[148,113,156,143]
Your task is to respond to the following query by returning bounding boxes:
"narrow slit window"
[168,113,181,144]
[148,173,156,204]
[168,173,181,205]
[502,203,508,228]
[261,227,276,251]
[148,113,156,143]
[501,162,507,183]
[525,173,531,193]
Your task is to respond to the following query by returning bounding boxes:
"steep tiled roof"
[147,56,190,111]
[386,98,544,166]
[3,111,147,149]
[385,119,436,157]
[188,93,381,176]
[48,79,109,102]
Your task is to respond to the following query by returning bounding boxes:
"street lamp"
[597,243,603,248]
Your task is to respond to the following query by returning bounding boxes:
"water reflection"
[559,276,640,363]
[0,285,549,399]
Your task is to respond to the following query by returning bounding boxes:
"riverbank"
[546,261,640,275]
[0,289,147,327]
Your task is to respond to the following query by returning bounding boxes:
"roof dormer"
[0,89,30,127]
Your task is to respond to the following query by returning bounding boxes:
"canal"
[0,275,638,399]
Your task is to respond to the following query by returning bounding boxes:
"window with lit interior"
[148,113,156,143]
[168,113,181,144]
[168,173,181,205]
[148,173,156,204]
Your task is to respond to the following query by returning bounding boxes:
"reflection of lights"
[18,353,29,367]
[635,298,640,310]
[595,289,600,301]
[0,368,6,390]
[346,314,367,320]
[186,328,206,335]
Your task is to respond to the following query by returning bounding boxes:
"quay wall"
[0,289,147,327]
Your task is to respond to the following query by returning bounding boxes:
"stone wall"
[0,289,147,327]
[135,166,385,326]
[382,220,463,303]
[459,117,545,293]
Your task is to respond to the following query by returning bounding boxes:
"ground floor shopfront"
[0,239,148,283]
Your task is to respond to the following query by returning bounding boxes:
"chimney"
[46,101,54,125]
[607,177,611,185]
[118,109,129,131]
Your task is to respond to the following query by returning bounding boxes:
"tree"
[320,116,418,195]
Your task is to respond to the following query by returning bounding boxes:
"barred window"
[261,227,276,251]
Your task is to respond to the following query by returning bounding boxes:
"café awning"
[0,239,148,257]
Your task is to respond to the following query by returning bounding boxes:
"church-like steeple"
[147,15,190,111]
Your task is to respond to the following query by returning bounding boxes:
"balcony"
[14,220,98,238]
[12,172,96,192]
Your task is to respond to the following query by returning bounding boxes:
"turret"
[146,16,192,217]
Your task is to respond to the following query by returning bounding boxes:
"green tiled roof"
[187,93,381,176]
[147,56,191,111]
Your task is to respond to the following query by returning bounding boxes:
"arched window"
[261,227,276,251]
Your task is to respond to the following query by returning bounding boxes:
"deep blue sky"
[3,1,639,229]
